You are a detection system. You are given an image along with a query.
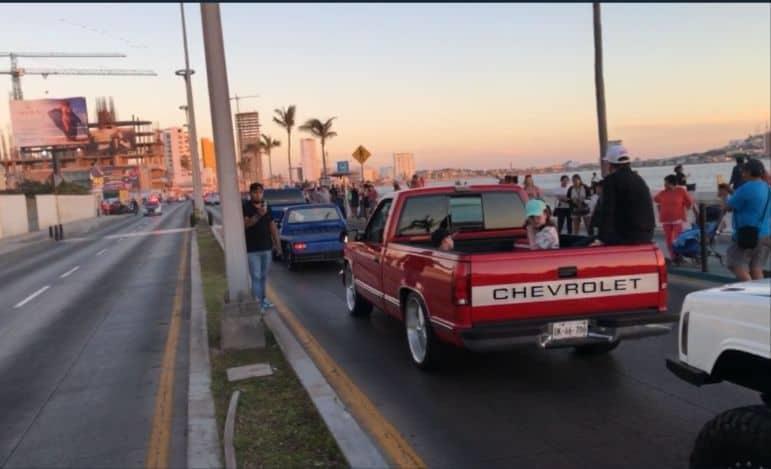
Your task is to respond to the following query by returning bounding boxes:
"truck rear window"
[396,192,526,236]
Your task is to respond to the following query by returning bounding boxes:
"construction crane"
[0,52,157,100]
[229,94,259,114]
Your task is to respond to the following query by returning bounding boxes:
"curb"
[207,223,390,468]
[667,267,733,284]
[263,308,389,468]
[187,234,224,469]
[223,390,240,469]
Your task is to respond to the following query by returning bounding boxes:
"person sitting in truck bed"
[431,224,456,252]
[525,199,560,250]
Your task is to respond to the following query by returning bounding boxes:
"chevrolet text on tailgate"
[342,184,677,370]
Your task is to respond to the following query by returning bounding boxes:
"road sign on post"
[352,145,371,181]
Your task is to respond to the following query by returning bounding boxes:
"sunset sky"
[0,3,768,176]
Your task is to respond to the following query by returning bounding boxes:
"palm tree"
[299,117,337,179]
[260,134,281,181]
[593,3,609,176]
[273,106,296,184]
[238,151,253,191]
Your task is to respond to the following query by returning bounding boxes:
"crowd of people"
[499,148,770,281]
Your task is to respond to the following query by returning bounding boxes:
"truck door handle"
[558,266,577,278]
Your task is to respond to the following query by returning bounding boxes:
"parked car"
[343,184,676,369]
[143,197,163,216]
[263,188,307,226]
[204,192,220,205]
[279,204,347,270]
[666,279,771,468]
[102,198,130,215]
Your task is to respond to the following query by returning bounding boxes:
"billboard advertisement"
[87,126,136,155]
[9,97,89,148]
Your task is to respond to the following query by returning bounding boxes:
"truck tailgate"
[469,245,665,324]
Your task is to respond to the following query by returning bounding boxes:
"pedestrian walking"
[360,185,370,218]
[523,174,543,200]
[721,158,771,281]
[567,174,592,235]
[243,182,282,309]
[591,172,599,185]
[654,174,696,261]
[674,165,688,187]
[550,175,572,234]
[366,183,379,216]
[350,186,360,218]
[729,155,746,190]
[594,145,655,245]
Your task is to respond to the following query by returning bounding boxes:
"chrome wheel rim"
[345,267,356,311]
[406,298,427,364]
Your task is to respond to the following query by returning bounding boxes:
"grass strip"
[196,225,347,468]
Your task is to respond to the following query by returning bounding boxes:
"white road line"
[14,286,51,308]
[96,248,107,256]
[59,266,80,278]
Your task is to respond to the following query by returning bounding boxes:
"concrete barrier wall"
[57,195,98,224]
[0,195,30,238]
[35,195,58,229]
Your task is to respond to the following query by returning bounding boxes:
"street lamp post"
[177,3,205,218]
[593,2,609,176]
[200,3,252,305]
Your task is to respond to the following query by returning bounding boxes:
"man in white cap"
[593,144,655,245]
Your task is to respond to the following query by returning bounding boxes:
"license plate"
[550,320,588,340]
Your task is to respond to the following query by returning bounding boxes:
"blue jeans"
[247,250,272,303]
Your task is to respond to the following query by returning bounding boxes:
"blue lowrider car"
[279,204,347,270]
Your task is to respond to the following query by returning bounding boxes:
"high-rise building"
[201,137,216,170]
[393,153,416,180]
[235,112,262,183]
[161,127,192,189]
[300,138,321,182]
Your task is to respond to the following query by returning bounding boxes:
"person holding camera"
[243,182,282,309]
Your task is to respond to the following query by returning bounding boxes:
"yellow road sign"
[352,145,371,165]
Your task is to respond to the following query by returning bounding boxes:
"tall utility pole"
[593,3,609,176]
[201,3,251,302]
[177,3,205,217]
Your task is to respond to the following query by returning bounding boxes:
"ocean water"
[379,162,739,196]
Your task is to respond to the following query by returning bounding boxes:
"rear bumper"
[292,251,343,263]
[456,309,678,352]
[665,357,721,386]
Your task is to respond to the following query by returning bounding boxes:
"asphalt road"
[0,202,191,468]
[268,260,760,468]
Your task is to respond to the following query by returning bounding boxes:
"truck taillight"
[453,262,471,306]
[293,242,307,250]
[654,246,668,311]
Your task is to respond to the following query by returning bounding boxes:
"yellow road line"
[146,233,190,469]
[267,284,426,469]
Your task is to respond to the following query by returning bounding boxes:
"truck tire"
[404,293,443,371]
[343,263,372,317]
[690,405,771,469]
[573,340,620,355]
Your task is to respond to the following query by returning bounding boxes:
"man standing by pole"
[178,2,205,220]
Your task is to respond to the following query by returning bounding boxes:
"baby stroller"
[671,204,725,266]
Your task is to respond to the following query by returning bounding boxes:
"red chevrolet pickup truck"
[342,184,677,369]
